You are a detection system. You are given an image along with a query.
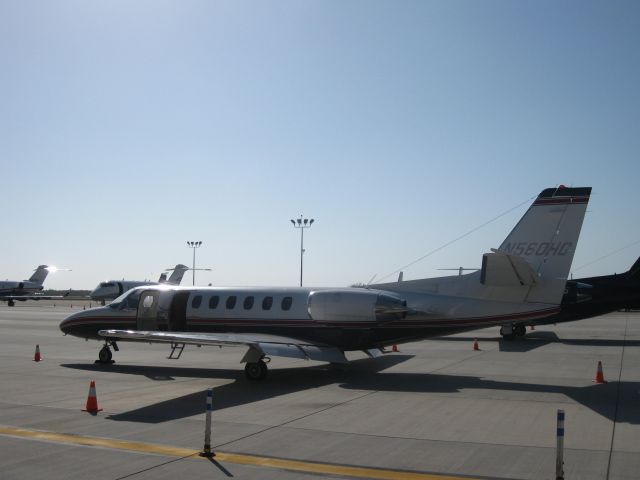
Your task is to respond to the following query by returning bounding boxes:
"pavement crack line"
[605,316,628,480]
[214,388,379,450]
[114,452,200,480]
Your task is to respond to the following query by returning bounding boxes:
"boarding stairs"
[168,343,186,359]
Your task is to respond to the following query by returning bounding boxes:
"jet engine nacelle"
[308,289,407,323]
[563,281,593,304]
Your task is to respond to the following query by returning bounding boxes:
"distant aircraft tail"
[488,186,592,304]
[166,264,189,285]
[158,273,168,283]
[28,265,50,285]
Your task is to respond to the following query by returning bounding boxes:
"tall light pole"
[290,216,314,287]
[187,241,202,285]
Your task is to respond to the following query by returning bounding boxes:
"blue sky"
[2,1,639,289]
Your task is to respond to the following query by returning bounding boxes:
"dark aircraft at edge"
[504,256,640,338]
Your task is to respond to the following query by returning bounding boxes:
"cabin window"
[226,295,237,309]
[281,296,293,311]
[142,295,155,308]
[244,296,254,310]
[208,296,219,309]
[262,296,273,310]
[192,295,202,309]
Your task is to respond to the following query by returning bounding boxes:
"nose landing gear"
[95,340,118,364]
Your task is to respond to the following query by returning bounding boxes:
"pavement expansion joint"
[214,389,379,450]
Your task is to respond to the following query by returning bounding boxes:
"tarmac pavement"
[0,302,638,479]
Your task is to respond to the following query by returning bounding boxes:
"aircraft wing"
[99,329,349,364]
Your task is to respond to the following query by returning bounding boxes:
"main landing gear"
[244,358,269,381]
[500,323,527,340]
[95,340,118,364]
[8,300,15,307]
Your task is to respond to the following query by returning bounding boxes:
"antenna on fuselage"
[375,194,535,283]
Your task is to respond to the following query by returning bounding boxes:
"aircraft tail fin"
[493,186,591,304]
[158,272,168,283]
[626,256,640,280]
[28,265,50,285]
[166,264,189,285]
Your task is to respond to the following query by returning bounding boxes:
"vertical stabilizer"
[167,264,189,285]
[627,256,640,280]
[496,186,591,304]
[28,265,50,285]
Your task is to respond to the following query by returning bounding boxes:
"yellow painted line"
[0,425,477,480]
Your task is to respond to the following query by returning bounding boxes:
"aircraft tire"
[514,324,526,337]
[244,360,268,381]
[98,347,112,363]
[8,300,15,307]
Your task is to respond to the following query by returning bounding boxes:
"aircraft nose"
[59,316,71,335]
[60,311,82,335]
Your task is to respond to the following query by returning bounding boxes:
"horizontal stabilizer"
[480,250,538,287]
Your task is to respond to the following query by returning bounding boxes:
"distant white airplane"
[61,186,591,380]
[1,265,64,306]
[90,264,191,303]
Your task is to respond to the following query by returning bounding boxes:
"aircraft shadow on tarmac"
[61,356,410,423]
[62,354,640,426]
[435,332,640,352]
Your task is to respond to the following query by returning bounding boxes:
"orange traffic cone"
[82,380,103,413]
[473,339,480,351]
[33,345,42,362]
[391,345,399,353]
[593,361,607,384]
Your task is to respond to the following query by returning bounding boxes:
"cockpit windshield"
[109,288,142,310]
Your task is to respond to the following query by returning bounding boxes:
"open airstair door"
[168,291,189,331]
[136,290,160,330]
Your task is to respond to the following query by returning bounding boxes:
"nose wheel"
[244,359,268,381]
[96,343,115,364]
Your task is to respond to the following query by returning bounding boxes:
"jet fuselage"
[61,285,559,351]
[0,280,43,296]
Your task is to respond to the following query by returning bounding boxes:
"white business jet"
[61,187,591,380]
[1,265,63,306]
[90,264,191,303]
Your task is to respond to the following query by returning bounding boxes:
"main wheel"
[514,324,526,337]
[98,346,112,363]
[500,324,514,341]
[244,360,268,381]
